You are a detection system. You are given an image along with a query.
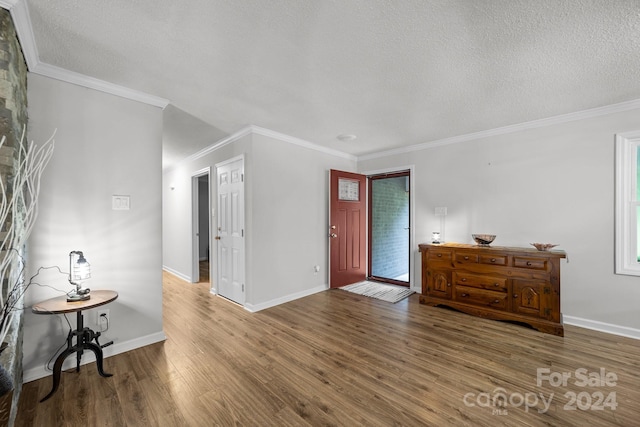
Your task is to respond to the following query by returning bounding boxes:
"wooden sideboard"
[419,243,566,336]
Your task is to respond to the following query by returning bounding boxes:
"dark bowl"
[472,234,496,246]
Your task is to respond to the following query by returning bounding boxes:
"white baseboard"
[563,315,640,340]
[22,331,167,384]
[244,284,328,312]
[162,266,191,282]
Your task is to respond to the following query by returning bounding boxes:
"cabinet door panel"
[512,280,549,318]
[427,269,452,299]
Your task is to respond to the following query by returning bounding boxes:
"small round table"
[32,290,118,402]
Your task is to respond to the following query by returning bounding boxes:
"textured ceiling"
[25,0,640,168]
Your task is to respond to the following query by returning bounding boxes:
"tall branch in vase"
[0,129,54,347]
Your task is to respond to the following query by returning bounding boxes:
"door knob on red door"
[330,233,338,238]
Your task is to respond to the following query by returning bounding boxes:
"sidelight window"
[615,131,640,275]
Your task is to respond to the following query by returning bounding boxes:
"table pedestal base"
[40,311,112,402]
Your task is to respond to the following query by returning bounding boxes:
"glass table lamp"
[67,250,91,301]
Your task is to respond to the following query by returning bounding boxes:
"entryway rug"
[340,281,415,303]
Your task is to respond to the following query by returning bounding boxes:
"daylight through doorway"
[368,171,410,286]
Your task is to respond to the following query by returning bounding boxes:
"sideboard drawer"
[455,252,479,264]
[480,254,507,266]
[428,249,452,262]
[513,257,547,270]
[455,286,508,309]
[453,272,507,292]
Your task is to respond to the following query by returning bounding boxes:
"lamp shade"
[68,250,91,301]
[69,251,91,282]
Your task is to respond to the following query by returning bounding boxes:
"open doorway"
[368,171,410,286]
[192,168,211,284]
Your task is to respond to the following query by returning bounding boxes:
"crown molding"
[358,98,640,162]
[3,0,169,109]
[168,125,356,172]
[250,125,357,161]
[0,0,19,9]
[31,62,170,108]
[2,0,38,69]
[176,126,255,169]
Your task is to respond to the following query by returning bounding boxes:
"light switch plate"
[112,195,130,210]
[435,206,447,216]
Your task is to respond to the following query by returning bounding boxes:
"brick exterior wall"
[371,176,409,280]
[0,7,28,426]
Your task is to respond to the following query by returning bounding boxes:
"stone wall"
[0,7,29,427]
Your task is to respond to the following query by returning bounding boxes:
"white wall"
[23,74,165,381]
[162,129,356,310]
[358,108,640,337]
[249,133,355,309]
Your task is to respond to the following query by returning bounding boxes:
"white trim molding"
[2,0,39,69]
[3,0,169,109]
[32,62,170,108]
[251,125,357,161]
[178,126,254,168]
[359,99,640,161]
[163,266,191,283]
[0,0,19,8]
[564,315,640,341]
[615,131,640,276]
[169,125,357,172]
[22,331,167,383]
[244,284,328,312]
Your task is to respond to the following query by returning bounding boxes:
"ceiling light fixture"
[337,134,357,142]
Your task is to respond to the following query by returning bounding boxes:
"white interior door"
[216,156,245,305]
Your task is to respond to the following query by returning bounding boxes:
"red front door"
[329,169,367,288]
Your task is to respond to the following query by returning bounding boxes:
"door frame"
[191,167,212,285]
[367,169,411,287]
[362,165,416,290]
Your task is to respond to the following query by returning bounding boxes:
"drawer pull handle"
[437,254,442,257]
[494,283,500,287]
[513,294,518,298]
[526,261,532,266]
[464,256,469,260]
[493,299,500,304]
[447,283,451,287]
[490,258,496,262]
[461,293,468,297]
[461,278,467,282]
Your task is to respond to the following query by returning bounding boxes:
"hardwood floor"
[15,271,640,426]
[198,260,209,284]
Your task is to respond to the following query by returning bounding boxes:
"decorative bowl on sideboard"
[531,243,558,251]
[472,234,496,246]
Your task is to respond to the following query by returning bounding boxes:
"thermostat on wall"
[112,195,131,210]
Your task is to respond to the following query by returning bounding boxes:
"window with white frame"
[615,131,640,275]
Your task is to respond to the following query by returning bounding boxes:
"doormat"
[340,281,415,303]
